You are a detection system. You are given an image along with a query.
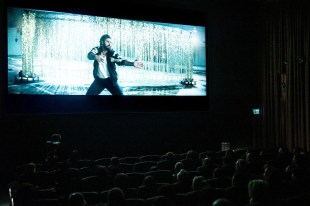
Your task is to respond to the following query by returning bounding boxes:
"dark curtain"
[254,1,310,151]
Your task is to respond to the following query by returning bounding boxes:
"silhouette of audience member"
[45,134,62,170]
[263,165,288,199]
[289,167,310,196]
[248,179,270,206]
[18,162,37,185]
[246,151,263,176]
[212,198,235,206]
[197,157,216,179]
[138,175,158,199]
[285,152,306,175]
[66,149,81,168]
[46,133,62,147]
[80,165,112,192]
[173,162,184,181]
[291,152,308,170]
[221,149,238,178]
[191,176,207,191]
[113,173,137,198]
[172,169,192,194]
[234,158,252,181]
[180,150,200,171]
[157,152,176,172]
[224,172,249,206]
[292,146,304,155]
[108,156,121,177]
[106,187,126,206]
[206,151,219,165]
[156,184,176,204]
[235,159,249,175]
[68,192,87,206]
[273,146,291,171]
[45,150,60,171]
[96,165,113,190]
[205,167,231,189]
[186,174,217,206]
[284,152,310,194]
[12,162,58,205]
[13,162,56,206]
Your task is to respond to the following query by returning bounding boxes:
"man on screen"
[86,34,143,95]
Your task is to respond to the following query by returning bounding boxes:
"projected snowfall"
[7,7,206,96]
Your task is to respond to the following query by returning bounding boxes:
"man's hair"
[100,34,111,46]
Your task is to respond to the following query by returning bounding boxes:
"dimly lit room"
[0,0,309,205]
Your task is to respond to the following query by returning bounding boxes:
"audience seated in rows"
[8,147,310,206]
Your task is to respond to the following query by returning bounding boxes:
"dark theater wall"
[0,0,261,184]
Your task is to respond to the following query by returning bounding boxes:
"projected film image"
[7,7,207,96]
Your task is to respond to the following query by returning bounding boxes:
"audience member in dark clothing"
[273,146,292,171]
[66,149,81,168]
[113,173,137,199]
[185,175,212,206]
[80,165,112,192]
[180,150,201,171]
[18,162,37,186]
[289,167,310,196]
[138,175,158,199]
[224,172,249,206]
[263,165,288,199]
[197,157,217,179]
[173,161,185,181]
[13,163,39,204]
[156,183,176,202]
[106,187,126,206]
[205,167,231,189]
[245,151,263,177]
[248,179,270,206]
[218,149,238,178]
[157,152,176,172]
[191,176,207,191]
[108,156,121,178]
[172,169,192,194]
[96,165,113,189]
[68,192,87,206]
[235,159,249,175]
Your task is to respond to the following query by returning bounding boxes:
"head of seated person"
[68,192,87,206]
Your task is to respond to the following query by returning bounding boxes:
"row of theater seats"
[36,152,218,171]
[22,168,203,192]
[10,149,239,206]
[18,147,310,206]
